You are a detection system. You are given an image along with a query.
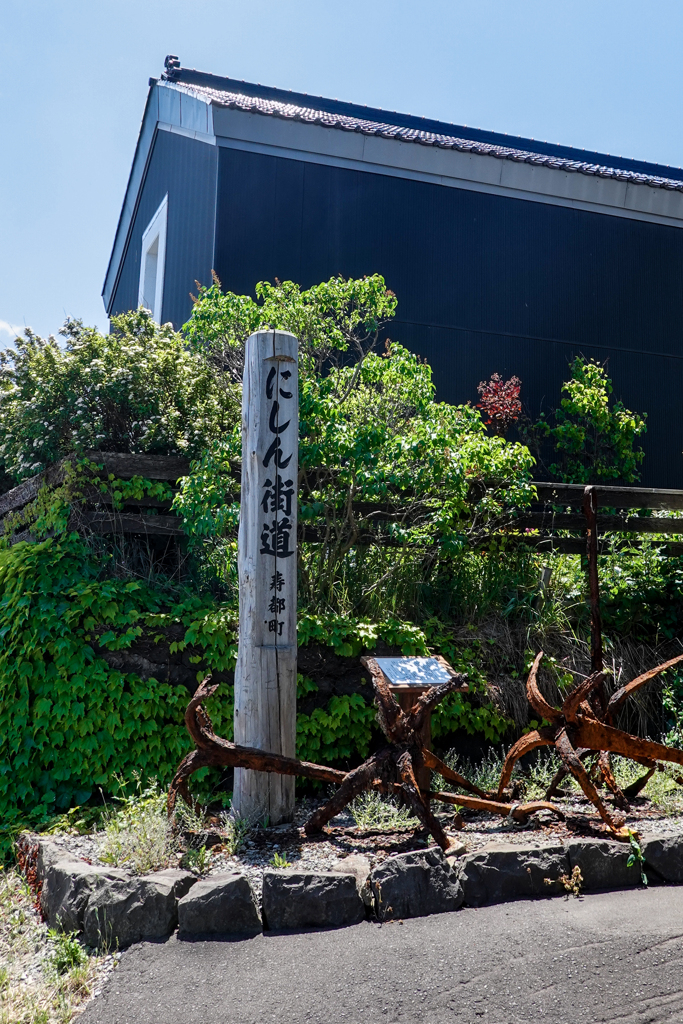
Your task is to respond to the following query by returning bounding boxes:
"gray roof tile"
[166,78,683,194]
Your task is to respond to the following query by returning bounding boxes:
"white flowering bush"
[0,309,239,482]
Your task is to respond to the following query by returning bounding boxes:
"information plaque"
[372,656,453,688]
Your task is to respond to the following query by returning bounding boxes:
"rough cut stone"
[369,847,463,921]
[640,835,683,883]
[82,871,193,948]
[565,838,642,891]
[332,854,373,905]
[331,855,371,890]
[35,838,63,877]
[177,872,261,936]
[40,855,130,932]
[445,839,468,861]
[141,868,197,901]
[458,843,569,907]
[262,869,365,930]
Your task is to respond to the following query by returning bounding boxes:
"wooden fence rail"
[2,458,683,551]
[533,481,683,512]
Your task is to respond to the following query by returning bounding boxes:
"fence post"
[232,330,298,825]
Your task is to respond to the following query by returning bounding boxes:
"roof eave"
[102,82,160,315]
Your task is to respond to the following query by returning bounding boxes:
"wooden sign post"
[232,330,298,825]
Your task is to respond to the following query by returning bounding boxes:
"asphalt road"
[81,887,683,1024]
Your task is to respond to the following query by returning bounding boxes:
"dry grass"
[612,756,683,816]
[452,609,683,738]
[97,776,175,874]
[0,868,109,1024]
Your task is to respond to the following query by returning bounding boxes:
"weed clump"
[46,930,88,976]
[546,865,583,898]
[218,810,252,856]
[97,775,174,874]
[350,791,419,832]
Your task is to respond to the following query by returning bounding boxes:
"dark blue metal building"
[103,59,683,487]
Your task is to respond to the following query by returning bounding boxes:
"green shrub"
[178,276,536,615]
[524,356,646,484]
[47,930,88,975]
[0,309,238,483]
[598,540,683,640]
[217,810,252,855]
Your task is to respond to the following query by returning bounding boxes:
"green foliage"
[0,310,238,483]
[296,692,376,765]
[295,670,376,766]
[181,278,535,614]
[218,810,252,855]
[47,930,88,975]
[612,756,683,816]
[1,459,178,551]
[626,830,648,886]
[10,274,677,848]
[349,791,419,831]
[438,747,507,795]
[0,517,510,852]
[663,670,683,748]
[181,845,210,874]
[270,851,292,867]
[296,339,534,612]
[526,356,646,483]
[422,619,512,741]
[185,273,398,380]
[97,774,174,874]
[171,439,241,595]
[595,540,683,640]
[0,532,235,849]
[297,615,512,749]
[430,691,510,743]
[297,615,429,657]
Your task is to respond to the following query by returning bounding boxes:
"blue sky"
[2,0,683,341]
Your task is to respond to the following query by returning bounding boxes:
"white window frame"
[138,194,168,322]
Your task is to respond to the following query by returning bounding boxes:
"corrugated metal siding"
[109,130,217,330]
[214,146,683,488]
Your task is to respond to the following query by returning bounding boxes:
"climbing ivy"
[297,613,511,744]
[0,533,235,854]
[0,526,510,855]
[295,675,376,766]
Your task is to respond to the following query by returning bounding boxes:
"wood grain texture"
[512,512,683,535]
[77,512,183,535]
[83,452,192,481]
[533,481,683,511]
[232,330,298,824]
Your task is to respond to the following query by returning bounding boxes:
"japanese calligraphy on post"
[233,330,298,824]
